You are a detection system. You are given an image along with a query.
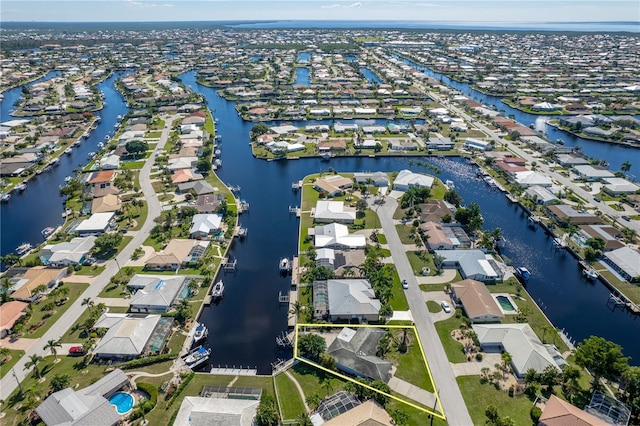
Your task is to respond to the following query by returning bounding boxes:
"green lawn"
[22,282,89,339]
[0,349,25,379]
[433,314,468,363]
[457,376,536,426]
[71,265,105,276]
[130,200,148,231]
[59,307,92,343]
[275,373,306,420]
[387,329,435,393]
[427,301,442,313]
[290,362,347,399]
[395,223,415,244]
[407,251,437,276]
[377,233,388,244]
[389,271,410,311]
[598,268,640,304]
[167,331,187,355]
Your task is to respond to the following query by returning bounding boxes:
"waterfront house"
[525,185,558,205]
[145,239,209,270]
[319,399,393,426]
[556,154,589,167]
[0,301,28,338]
[538,395,609,426]
[389,140,419,151]
[547,205,602,225]
[74,212,116,236]
[325,327,392,382]
[168,156,198,171]
[426,137,455,151]
[176,180,215,196]
[603,247,640,283]
[353,171,389,187]
[313,175,353,197]
[578,225,625,252]
[472,323,566,378]
[602,177,639,195]
[313,201,356,224]
[463,138,491,151]
[174,389,260,426]
[39,236,96,267]
[434,249,502,283]
[513,171,553,187]
[86,170,115,189]
[93,313,165,359]
[8,267,67,302]
[311,223,366,250]
[99,154,120,170]
[127,274,189,312]
[393,169,434,191]
[36,369,130,426]
[90,194,121,214]
[451,279,503,323]
[190,214,223,239]
[313,279,381,322]
[420,222,470,250]
[573,165,615,182]
[418,199,455,223]
[318,139,347,152]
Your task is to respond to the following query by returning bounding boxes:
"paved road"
[0,115,177,401]
[375,196,473,425]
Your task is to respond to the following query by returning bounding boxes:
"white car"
[440,301,452,313]
[402,279,409,289]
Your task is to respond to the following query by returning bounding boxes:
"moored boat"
[279,257,291,273]
[582,268,599,281]
[16,242,33,256]
[1,193,10,203]
[15,182,27,192]
[183,345,211,369]
[193,323,208,343]
[211,280,224,299]
[41,226,55,238]
[515,266,531,281]
[64,147,73,155]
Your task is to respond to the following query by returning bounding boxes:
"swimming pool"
[495,295,516,312]
[109,392,134,415]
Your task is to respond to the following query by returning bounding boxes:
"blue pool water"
[495,295,516,312]
[109,392,134,414]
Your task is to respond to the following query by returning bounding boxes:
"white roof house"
[266,141,305,152]
[316,248,336,269]
[514,171,553,187]
[573,165,615,181]
[168,157,198,171]
[464,138,491,151]
[603,247,640,282]
[313,279,381,322]
[353,171,390,187]
[434,249,502,282]
[311,223,366,249]
[174,396,259,426]
[99,154,120,170]
[39,236,96,266]
[74,212,115,236]
[93,313,161,359]
[393,169,434,191]
[473,323,566,377]
[603,177,639,195]
[314,201,357,223]
[525,185,558,204]
[127,275,189,312]
[190,214,223,238]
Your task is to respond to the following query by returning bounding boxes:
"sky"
[1,0,638,23]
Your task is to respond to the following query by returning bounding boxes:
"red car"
[68,346,86,356]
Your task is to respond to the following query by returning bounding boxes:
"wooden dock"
[287,289,298,328]
[203,295,212,305]
[608,292,640,315]
[222,258,237,272]
[291,256,299,286]
[289,205,301,217]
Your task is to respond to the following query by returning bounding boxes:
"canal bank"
[182,70,640,368]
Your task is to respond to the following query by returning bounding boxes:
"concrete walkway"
[388,376,437,408]
[450,353,503,377]
[0,337,38,351]
[417,269,457,285]
[0,114,179,401]
[285,370,310,413]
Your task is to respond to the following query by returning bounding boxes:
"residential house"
[463,138,491,151]
[39,236,96,267]
[313,201,357,224]
[322,400,393,426]
[353,171,390,187]
[547,205,602,225]
[127,275,190,312]
[176,180,215,196]
[525,186,558,205]
[451,279,503,323]
[8,267,67,302]
[393,169,434,191]
[86,170,115,189]
[420,221,461,250]
[0,301,28,338]
[472,323,567,378]
[145,239,210,270]
[434,249,502,283]
[603,247,640,282]
[93,313,166,359]
[578,225,625,251]
[168,157,197,171]
[313,175,353,197]
[538,395,609,426]
[91,194,121,214]
[573,165,615,181]
[602,177,639,195]
[418,199,455,223]
[190,214,223,239]
[313,279,381,322]
[74,212,116,236]
[426,137,455,151]
[514,171,553,187]
[174,390,260,426]
[311,223,366,250]
[325,327,392,382]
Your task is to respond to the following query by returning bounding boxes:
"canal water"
[0,71,129,258]
[182,70,640,370]
[1,68,639,374]
[395,55,639,174]
[294,68,311,86]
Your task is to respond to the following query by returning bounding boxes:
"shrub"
[475,353,483,361]
[166,372,194,409]
[118,353,175,370]
[136,381,158,408]
[530,406,542,423]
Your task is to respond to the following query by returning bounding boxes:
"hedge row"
[166,372,195,409]
[118,352,175,370]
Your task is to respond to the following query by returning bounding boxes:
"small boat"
[82,132,90,139]
[506,194,518,203]
[582,268,599,281]
[183,345,211,369]
[445,180,455,190]
[515,266,531,281]
[64,176,73,183]
[214,159,222,167]
[15,242,33,255]
[193,324,208,343]
[64,147,73,155]
[95,116,101,122]
[214,149,221,156]
[41,227,55,238]
[88,152,96,159]
[211,280,224,299]
[49,158,60,167]
[527,215,540,229]
[105,135,110,141]
[279,257,291,273]
[237,226,247,238]
[1,193,10,203]
[97,142,105,149]
[72,140,81,147]
[321,153,331,160]
[15,182,27,192]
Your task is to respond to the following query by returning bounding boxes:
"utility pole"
[11,368,22,394]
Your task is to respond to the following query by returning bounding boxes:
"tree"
[305,393,322,410]
[540,365,560,392]
[296,412,313,426]
[197,158,212,172]
[1,277,12,303]
[44,339,62,362]
[561,365,581,402]
[620,366,640,420]
[621,161,632,173]
[250,123,271,140]
[298,333,326,360]
[81,297,94,308]
[575,336,629,389]
[389,409,409,425]
[125,140,149,159]
[24,354,44,379]
[355,198,368,215]
[444,189,462,207]
[370,381,391,406]
[92,233,123,256]
[50,374,70,392]
[255,395,279,426]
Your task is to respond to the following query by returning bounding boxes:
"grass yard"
[387,329,434,393]
[395,223,415,244]
[22,282,89,339]
[406,251,437,276]
[275,373,306,420]
[290,362,347,399]
[457,376,536,426]
[59,307,92,343]
[71,265,105,276]
[389,271,410,311]
[427,301,442,313]
[0,349,25,379]
[598,268,640,304]
[433,314,468,363]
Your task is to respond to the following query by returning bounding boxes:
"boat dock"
[276,330,294,348]
[278,291,289,303]
[291,257,300,286]
[292,180,303,191]
[222,258,237,272]
[203,295,212,305]
[289,205,301,217]
[209,366,257,376]
[287,289,298,328]
[237,199,249,213]
[607,292,640,315]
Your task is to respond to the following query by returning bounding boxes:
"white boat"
[64,176,73,183]
[445,179,455,190]
[15,182,27,192]
[49,158,60,167]
[193,324,208,343]
[211,280,224,299]
[105,135,111,141]
[279,257,291,273]
[183,345,211,369]
[237,226,247,238]
[41,226,55,238]
[98,142,105,149]
[214,159,222,167]
[82,132,90,139]
[582,268,599,281]
[64,147,73,155]
[88,152,96,159]
[1,193,10,202]
[72,140,81,147]
[15,242,33,256]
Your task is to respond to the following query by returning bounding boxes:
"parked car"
[440,301,452,313]
[621,215,630,221]
[402,279,409,289]
[68,346,86,356]
[82,257,96,266]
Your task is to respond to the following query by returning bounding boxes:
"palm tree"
[621,161,632,174]
[44,339,62,362]
[24,354,44,379]
[81,297,94,308]
[1,277,12,303]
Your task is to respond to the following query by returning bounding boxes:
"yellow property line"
[294,323,446,420]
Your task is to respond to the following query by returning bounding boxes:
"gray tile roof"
[94,313,161,358]
[327,328,392,382]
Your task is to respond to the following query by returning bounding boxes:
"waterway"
[361,67,383,85]
[0,71,129,258]
[183,71,640,370]
[294,67,310,86]
[394,55,639,174]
